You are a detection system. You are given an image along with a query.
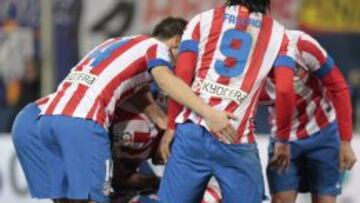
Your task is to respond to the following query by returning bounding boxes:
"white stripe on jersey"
[176,6,285,143]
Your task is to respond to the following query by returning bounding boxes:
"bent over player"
[32,17,237,203]
[158,0,297,202]
[263,30,357,203]
[110,87,222,203]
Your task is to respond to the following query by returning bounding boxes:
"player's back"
[176,5,286,143]
[264,30,337,140]
[41,35,170,129]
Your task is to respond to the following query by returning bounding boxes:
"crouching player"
[110,86,222,203]
[262,31,357,203]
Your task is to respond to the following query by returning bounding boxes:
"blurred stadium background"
[0,0,359,202]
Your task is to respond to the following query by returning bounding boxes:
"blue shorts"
[39,115,111,203]
[158,122,264,203]
[267,122,344,196]
[11,103,50,198]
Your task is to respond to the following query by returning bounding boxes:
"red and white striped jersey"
[111,102,160,160]
[40,35,172,130]
[35,94,51,112]
[264,30,337,141]
[174,6,287,143]
[202,178,222,203]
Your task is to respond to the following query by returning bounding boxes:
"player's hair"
[152,17,188,40]
[225,0,270,14]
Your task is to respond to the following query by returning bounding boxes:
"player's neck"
[154,37,172,48]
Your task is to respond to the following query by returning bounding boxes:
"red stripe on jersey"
[62,36,148,118]
[295,94,310,139]
[192,23,201,40]
[147,44,158,61]
[74,58,90,71]
[45,82,72,115]
[236,84,263,143]
[35,96,49,106]
[91,35,148,76]
[241,16,273,92]
[62,84,88,115]
[298,38,326,64]
[209,7,250,106]
[86,98,99,120]
[74,39,118,71]
[206,186,221,201]
[247,128,256,143]
[225,16,273,113]
[96,57,147,126]
[198,6,226,79]
[184,6,226,122]
[182,108,192,122]
[279,34,289,55]
[308,77,329,128]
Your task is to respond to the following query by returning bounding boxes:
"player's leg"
[267,139,303,203]
[53,116,111,203]
[39,116,68,200]
[311,195,336,203]
[158,122,212,203]
[11,103,50,198]
[304,122,344,203]
[270,191,297,203]
[211,137,265,203]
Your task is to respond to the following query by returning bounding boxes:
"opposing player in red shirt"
[30,17,238,203]
[262,30,357,203]
[158,0,297,202]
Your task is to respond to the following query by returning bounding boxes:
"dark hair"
[225,0,270,14]
[152,17,188,39]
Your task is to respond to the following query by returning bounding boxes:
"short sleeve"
[146,42,173,71]
[179,14,201,54]
[297,32,335,78]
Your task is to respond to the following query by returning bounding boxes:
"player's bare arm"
[159,129,175,164]
[151,66,238,139]
[129,87,167,130]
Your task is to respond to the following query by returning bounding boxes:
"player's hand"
[269,142,291,173]
[145,105,167,130]
[204,109,238,144]
[159,129,175,164]
[151,115,167,130]
[339,141,357,171]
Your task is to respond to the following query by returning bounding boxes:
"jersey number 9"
[215,29,253,78]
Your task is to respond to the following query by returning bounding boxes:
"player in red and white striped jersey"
[158,1,297,202]
[262,30,357,203]
[35,17,239,203]
[110,96,222,203]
